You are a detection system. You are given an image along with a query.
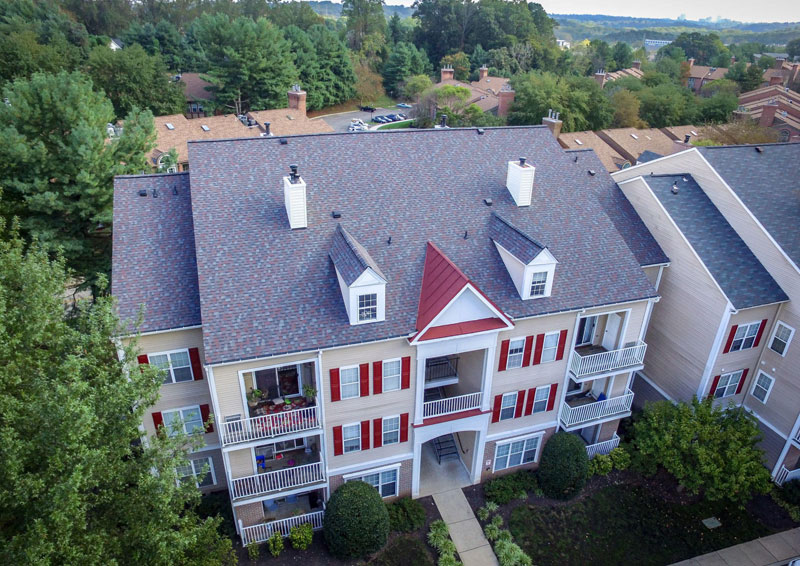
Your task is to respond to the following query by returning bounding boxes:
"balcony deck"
[231,460,325,500]
[221,405,320,447]
[559,389,634,429]
[569,341,647,380]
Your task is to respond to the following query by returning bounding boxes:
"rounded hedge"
[538,432,589,499]
[323,481,390,558]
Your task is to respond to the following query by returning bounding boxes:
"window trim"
[357,292,378,322]
[382,415,401,446]
[148,348,193,384]
[343,463,401,498]
[492,431,545,472]
[382,358,402,392]
[532,385,551,414]
[499,392,518,421]
[342,422,361,453]
[176,455,216,488]
[769,322,795,357]
[506,337,526,370]
[339,365,361,400]
[540,331,560,363]
[751,371,775,404]
[162,404,205,437]
[528,271,548,298]
[729,321,761,353]
[714,370,744,399]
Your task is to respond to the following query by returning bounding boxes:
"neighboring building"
[611,143,800,482]
[556,39,571,49]
[597,127,688,166]
[736,85,800,142]
[113,125,665,544]
[557,130,629,171]
[644,38,672,51]
[761,57,800,89]
[593,61,644,87]
[178,73,216,117]
[435,66,516,117]
[685,58,728,94]
[109,38,124,51]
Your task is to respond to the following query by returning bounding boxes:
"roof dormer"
[489,213,557,300]
[329,224,386,325]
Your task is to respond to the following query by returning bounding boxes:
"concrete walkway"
[672,527,800,565]
[432,488,499,566]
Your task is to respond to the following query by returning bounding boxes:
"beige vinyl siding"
[194,448,227,490]
[619,176,729,402]
[582,300,649,345]
[642,265,662,287]
[228,446,255,479]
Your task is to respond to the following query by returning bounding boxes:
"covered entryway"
[418,434,472,497]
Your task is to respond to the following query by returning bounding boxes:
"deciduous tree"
[342,0,386,51]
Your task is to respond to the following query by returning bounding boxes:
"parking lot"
[320,107,411,132]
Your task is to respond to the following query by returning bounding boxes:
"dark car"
[386,114,403,121]
[359,105,376,112]
[372,116,388,123]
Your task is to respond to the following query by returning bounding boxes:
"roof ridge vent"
[505,157,534,207]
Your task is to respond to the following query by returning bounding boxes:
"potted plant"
[247,389,262,408]
[303,384,317,403]
[282,397,292,411]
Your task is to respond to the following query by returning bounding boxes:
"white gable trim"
[352,267,386,287]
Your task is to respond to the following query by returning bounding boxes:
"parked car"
[396,103,412,108]
[397,113,407,119]
[373,116,389,123]
[359,105,375,112]
[350,119,367,127]
[385,114,402,121]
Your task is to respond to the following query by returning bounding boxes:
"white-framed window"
[730,322,761,352]
[769,322,794,357]
[382,416,400,445]
[383,359,401,392]
[540,332,560,363]
[149,349,193,384]
[255,438,305,461]
[576,316,597,346]
[340,366,360,399]
[358,293,378,321]
[494,433,543,471]
[342,423,361,453]
[714,370,744,399]
[751,371,774,404]
[532,386,550,413]
[162,406,204,437]
[499,392,517,421]
[176,456,215,488]
[507,338,525,369]
[529,271,548,297]
[347,467,399,498]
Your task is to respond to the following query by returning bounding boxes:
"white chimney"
[283,164,307,229]
[505,157,534,207]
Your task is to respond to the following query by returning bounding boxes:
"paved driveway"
[321,108,405,132]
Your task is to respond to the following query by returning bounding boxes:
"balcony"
[425,356,459,389]
[240,510,325,545]
[569,341,647,380]
[423,391,482,419]
[585,434,620,459]
[559,389,634,429]
[775,466,800,485]
[221,405,320,447]
[231,461,325,500]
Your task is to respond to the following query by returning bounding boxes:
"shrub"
[495,539,532,566]
[781,479,800,506]
[387,497,427,533]
[289,522,313,550]
[490,515,503,528]
[484,523,501,541]
[323,481,390,558]
[246,541,259,561]
[609,446,631,470]
[267,530,284,557]
[438,554,461,566]
[485,501,499,513]
[477,506,490,521]
[484,470,539,504]
[538,432,589,499]
[496,529,513,543]
[427,520,461,566]
[589,453,613,476]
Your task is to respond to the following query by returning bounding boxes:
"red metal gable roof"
[416,242,469,331]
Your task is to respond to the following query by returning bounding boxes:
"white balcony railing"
[423,392,482,419]
[231,462,325,500]
[585,434,620,459]
[560,389,634,428]
[775,465,800,485]
[569,341,647,379]
[240,510,325,545]
[221,406,320,447]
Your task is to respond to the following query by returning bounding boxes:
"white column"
[414,355,426,425]
[411,438,423,497]
[480,343,497,412]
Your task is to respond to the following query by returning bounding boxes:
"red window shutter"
[753,319,768,348]
[546,384,558,411]
[373,418,383,448]
[360,420,370,450]
[524,387,536,416]
[533,334,545,365]
[400,413,409,443]
[498,339,510,371]
[188,348,203,380]
[555,329,568,361]
[330,368,341,402]
[514,390,526,418]
[373,361,383,395]
[200,404,214,433]
[736,368,749,395]
[708,375,721,399]
[152,411,163,430]
[522,336,534,367]
[137,354,149,365]
[491,395,503,423]
[333,426,343,456]
[723,325,738,354]
[359,363,370,397]
[401,356,411,389]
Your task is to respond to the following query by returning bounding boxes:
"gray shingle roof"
[329,223,386,285]
[488,213,546,264]
[699,143,800,268]
[112,173,201,333]
[645,174,788,309]
[637,150,663,164]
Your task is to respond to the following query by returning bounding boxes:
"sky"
[384,0,797,24]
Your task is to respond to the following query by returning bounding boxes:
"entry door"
[602,313,622,351]
[580,425,598,444]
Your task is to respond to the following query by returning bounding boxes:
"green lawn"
[377,119,414,130]
[509,484,775,566]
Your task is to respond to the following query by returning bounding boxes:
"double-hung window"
[529,272,548,297]
[532,386,550,413]
[340,367,360,399]
[751,371,774,403]
[769,322,794,356]
[730,322,760,352]
[162,406,204,437]
[499,392,517,421]
[342,423,361,453]
[540,332,559,363]
[349,468,398,498]
[383,359,401,392]
[176,456,215,487]
[149,350,193,384]
[382,416,400,445]
[714,370,743,399]
[507,339,525,369]
[494,435,541,471]
[358,293,378,321]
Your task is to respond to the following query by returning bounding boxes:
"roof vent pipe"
[440,114,448,128]
[264,122,271,136]
[671,183,679,194]
[684,134,691,143]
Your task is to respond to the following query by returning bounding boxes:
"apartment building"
[435,66,516,117]
[610,143,800,482]
[112,126,666,544]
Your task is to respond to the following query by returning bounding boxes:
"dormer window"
[529,272,548,297]
[358,293,378,321]
[329,225,386,326]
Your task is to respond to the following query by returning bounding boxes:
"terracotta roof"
[661,125,704,143]
[606,67,644,81]
[598,128,679,163]
[180,73,215,102]
[435,76,510,112]
[688,65,728,81]
[557,130,628,171]
[151,114,260,166]
[246,109,334,136]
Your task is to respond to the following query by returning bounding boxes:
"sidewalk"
[432,488,499,566]
[672,527,800,565]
